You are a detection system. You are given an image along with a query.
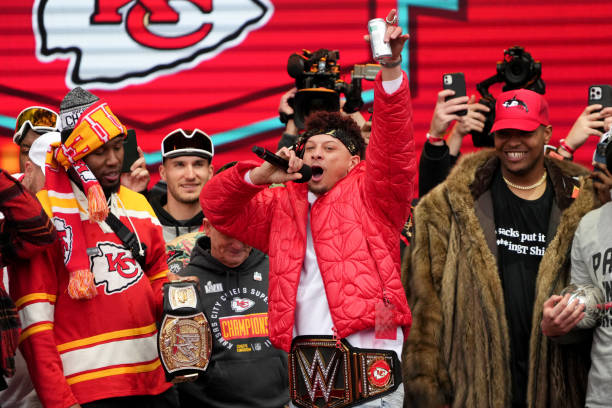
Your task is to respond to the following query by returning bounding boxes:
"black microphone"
[252,146,312,183]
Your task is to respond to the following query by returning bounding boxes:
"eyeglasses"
[14,106,59,144]
[161,128,214,160]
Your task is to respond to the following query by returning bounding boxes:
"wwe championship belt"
[289,336,402,408]
[158,282,212,381]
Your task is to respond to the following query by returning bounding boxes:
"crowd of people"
[1,8,612,408]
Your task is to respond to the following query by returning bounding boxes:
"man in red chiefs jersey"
[10,87,178,408]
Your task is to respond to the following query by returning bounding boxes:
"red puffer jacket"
[201,72,415,352]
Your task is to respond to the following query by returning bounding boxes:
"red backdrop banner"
[1,0,611,192]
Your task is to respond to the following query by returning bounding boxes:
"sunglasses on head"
[162,128,214,160]
[14,106,59,144]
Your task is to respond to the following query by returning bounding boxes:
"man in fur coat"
[402,89,597,408]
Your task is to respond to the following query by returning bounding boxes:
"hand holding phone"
[588,85,612,134]
[443,73,467,116]
[122,129,139,173]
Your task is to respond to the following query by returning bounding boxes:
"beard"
[167,186,200,205]
[174,195,199,205]
[102,180,121,198]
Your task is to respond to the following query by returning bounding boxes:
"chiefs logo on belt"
[367,358,392,388]
[34,0,274,89]
[90,241,143,294]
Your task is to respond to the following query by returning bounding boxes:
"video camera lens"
[287,53,306,79]
[504,56,530,87]
[498,46,543,91]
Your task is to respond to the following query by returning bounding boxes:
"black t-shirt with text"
[491,169,553,407]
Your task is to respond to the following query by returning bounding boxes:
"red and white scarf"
[40,100,126,300]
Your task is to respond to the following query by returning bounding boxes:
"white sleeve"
[244,170,254,185]
[382,75,403,95]
[570,219,594,286]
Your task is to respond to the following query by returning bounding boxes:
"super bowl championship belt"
[289,336,402,408]
[158,282,212,382]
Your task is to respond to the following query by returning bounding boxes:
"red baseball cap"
[491,89,550,133]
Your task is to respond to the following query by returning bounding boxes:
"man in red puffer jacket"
[200,9,415,407]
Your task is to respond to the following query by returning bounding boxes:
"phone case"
[588,85,612,134]
[588,85,612,107]
[122,129,139,173]
[443,72,467,116]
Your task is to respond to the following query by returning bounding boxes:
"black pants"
[81,386,179,408]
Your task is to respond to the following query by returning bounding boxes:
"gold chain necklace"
[503,172,547,190]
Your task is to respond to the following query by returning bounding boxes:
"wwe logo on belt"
[34,0,274,89]
[297,348,344,403]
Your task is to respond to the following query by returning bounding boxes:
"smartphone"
[443,72,467,116]
[593,129,612,168]
[122,129,139,173]
[588,85,612,134]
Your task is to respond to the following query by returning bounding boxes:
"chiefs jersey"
[10,186,171,407]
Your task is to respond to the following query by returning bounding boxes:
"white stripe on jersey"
[60,333,159,377]
[19,302,55,329]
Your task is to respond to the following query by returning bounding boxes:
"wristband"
[547,148,573,162]
[279,112,294,125]
[559,139,576,155]
[380,56,402,68]
[426,132,445,144]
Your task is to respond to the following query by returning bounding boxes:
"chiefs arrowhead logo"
[33,0,274,89]
[367,358,392,388]
[231,297,255,312]
[90,241,143,294]
[52,217,73,265]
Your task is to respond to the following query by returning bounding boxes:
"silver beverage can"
[368,18,392,61]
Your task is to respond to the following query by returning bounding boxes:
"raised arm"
[200,160,282,253]
[363,10,415,228]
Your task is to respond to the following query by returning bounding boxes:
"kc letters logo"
[34,0,274,89]
[90,241,143,294]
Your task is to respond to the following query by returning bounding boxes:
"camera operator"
[419,91,489,197]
